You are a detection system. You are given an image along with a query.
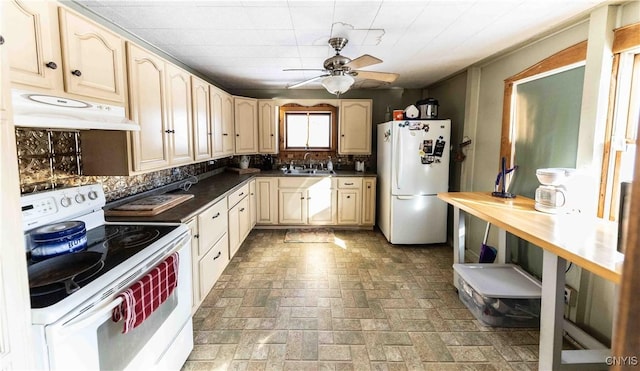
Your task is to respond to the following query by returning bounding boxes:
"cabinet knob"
[165,129,175,134]
[300,197,305,200]
[239,192,244,196]
[271,134,274,137]
[193,234,199,238]
[240,208,245,212]
[347,195,351,199]
[71,69,82,77]
[46,61,57,69]
[212,212,220,219]
[236,134,240,137]
[368,185,371,189]
[208,132,212,136]
[341,134,345,137]
[223,133,228,136]
[213,251,222,260]
[0,35,4,45]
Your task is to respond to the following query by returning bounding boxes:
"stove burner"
[105,228,161,249]
[29,252,105,295]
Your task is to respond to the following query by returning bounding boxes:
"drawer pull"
[239,192,244,196]
[344,182,354,185]
[223,133,229,136]
[213,251,221,260]
[212,212,220,219]
[240,208,245,212]
[300,197,305,200]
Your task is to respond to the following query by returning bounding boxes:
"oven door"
[43,231,193,370]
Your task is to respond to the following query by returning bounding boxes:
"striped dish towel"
[112,252,179,334]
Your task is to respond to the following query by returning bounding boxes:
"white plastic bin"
[453,263,542,327]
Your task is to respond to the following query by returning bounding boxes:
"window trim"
[279,103,337,154]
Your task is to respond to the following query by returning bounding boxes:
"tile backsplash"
[16,128,229,202]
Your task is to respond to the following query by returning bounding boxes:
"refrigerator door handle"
[396,195,414,200]
[396,128,403,190]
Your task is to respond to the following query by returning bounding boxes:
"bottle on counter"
[326,156,333,171]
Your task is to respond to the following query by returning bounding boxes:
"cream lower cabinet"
[188,198,229,312]
[362,178,377,226]
[337,178,362,225]
[255,177,278,224]
[228,183,252,259]
[249,179,257,228]
[278,177,336,225]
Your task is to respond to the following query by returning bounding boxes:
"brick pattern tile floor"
[183,229,541,371]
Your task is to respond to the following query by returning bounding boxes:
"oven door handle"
[60,296,124,333]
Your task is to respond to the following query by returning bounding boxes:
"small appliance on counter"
[534,168,576,213]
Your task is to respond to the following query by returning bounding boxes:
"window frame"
[279,103,337,154]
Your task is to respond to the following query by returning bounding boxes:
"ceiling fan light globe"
[321,75,354,95]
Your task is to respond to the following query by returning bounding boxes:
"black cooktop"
[27,224,178,308]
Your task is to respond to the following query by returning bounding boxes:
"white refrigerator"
[377,120,450,244]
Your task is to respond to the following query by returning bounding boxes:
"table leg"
[539,250,566,370]
[452,207,466,289]
[497,228,509,263]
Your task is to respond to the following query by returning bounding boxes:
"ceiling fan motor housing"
[324,55,351,71]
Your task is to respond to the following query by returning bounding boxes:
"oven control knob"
[75,194,86,203]
[60,196,72,207]
[87,190,99,200]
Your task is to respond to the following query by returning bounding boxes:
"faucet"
[303,152,313,169]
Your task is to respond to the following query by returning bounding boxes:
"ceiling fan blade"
[288,74,329,89]
[353,70,399,83]
[344,54,382,70]
[283,68,327,72]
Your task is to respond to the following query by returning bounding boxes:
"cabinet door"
[258,99,277,154]
[279,189,306,224]
[337,189,361,225]
[127,43,169,172]
[192,76,211,161]
[6,0,63,90]
[221,90,235,155]
[197,199,227,254]
[165,63,193,165]
[210,85,224,158]
[362,178,376,225]
[238,196,251,242]
[249,179,257,228]
[256,178,277,224]
[199,234,228,301]
[308,188,336,225]
[185,218,200,312]
[234,97,258,154]
[339,100,372,155]
[228,204,240,260]
[58,8,125,103]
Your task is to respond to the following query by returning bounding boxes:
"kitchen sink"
[282,168,336,176]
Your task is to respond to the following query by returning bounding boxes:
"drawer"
[199,234,229,299]
[197,200,227,256]
[227,183,250,208]
[337,178,362,189]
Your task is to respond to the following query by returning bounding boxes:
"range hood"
[11,89,139,131]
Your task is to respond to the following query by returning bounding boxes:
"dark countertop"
[105,168,376,224]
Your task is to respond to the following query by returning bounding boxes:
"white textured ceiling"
[75,0,607,91]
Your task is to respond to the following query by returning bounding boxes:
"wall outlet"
[564,286,577,306]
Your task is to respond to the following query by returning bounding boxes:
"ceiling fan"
[284,37,399,95]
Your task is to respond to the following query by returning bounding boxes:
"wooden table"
[438,192,624,370]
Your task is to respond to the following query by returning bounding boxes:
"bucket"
[479,223,497,263]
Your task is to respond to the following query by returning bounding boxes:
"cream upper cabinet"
[258,99,278,154]
[339,99,372,155]
[6,0,62,90]
[210,85,234,158]
[228,195,250,259]
[58,8,126,103]
[362,178,377,226]
[337,178,362,225]
[165,63,193,165]
[234,96,258,154]
[255,177,278,224]
[191,76,211,161]
[127,42,169,172]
